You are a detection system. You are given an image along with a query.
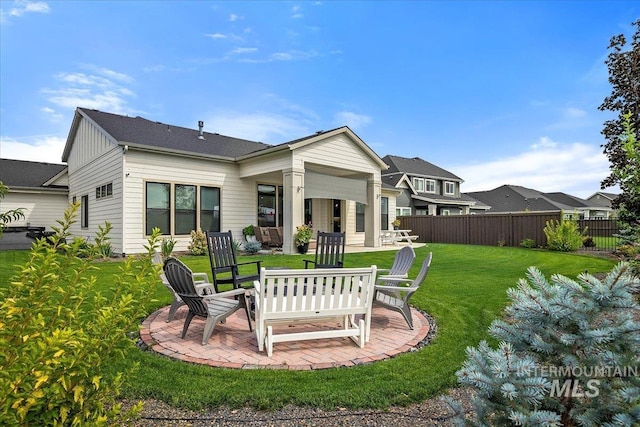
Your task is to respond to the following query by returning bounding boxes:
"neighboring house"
[381,155,479,216]
[465,185,607,218]
[60,107,389,255]
[585,191,618,218]
[0,158,69,229]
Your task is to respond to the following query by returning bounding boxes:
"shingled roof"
[382,155,462,181]
[465,185,592,213]
[0,158,67,189]
[72,108,272,159]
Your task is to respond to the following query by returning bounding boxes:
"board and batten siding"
[67,118,119,173]
[123,151,258,254]
[1,191,69,229]
[67,148,124,252]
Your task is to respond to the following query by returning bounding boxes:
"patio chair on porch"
[373,252,432,330]
[206,230,262,293]
[163,257,252,345]
[303,231,346,268]
[153,251,209,322]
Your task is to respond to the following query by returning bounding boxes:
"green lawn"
[0,244,616,410]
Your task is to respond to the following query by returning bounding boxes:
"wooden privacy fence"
[399,213,622,250]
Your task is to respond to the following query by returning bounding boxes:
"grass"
[0,244,617,411]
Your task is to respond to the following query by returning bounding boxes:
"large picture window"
[175,184,196,235]
[200,186,220,232]
[146,182,220,235]
[146,182,170,235]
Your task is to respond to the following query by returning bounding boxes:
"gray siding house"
[381,155,479,216]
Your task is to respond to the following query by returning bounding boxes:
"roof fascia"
[411,194,475,206]
[42,167,68,187]
[396,173,418,193]
[119,142,236,163]
[8,186,68,195]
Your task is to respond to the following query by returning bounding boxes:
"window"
[200,186,220,232]
[95,183,113,199]
[441,209,451,216]
[444,182,455,195]
[425,179,436,193]
[146,182,221,235]
[396,207,411,216]
[81,195,89,228]
[412,177,424,192]
[355,202,365,232]
[415,209,427,216]
[175,184,196,235]
[380,197,389,231]
[146,182,170,235]
[258,184,277,227]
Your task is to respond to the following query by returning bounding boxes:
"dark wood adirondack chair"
[303,231,346,269]
[163,257,252,345]
[206,230,261,293]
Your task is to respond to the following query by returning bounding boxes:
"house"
[585,192,618,218]
[381,155,480,216]
[465,185,608,218]
[60,107,391,255]
[0,158,69,229]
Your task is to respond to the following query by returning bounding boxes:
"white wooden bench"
[253,266,377,357]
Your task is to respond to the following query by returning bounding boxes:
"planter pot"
[297,243,309,254]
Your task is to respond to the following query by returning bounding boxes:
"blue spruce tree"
[446,263,640,426]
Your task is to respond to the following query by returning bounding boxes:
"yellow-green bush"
[543,218,585,252]
[0,204,160,426]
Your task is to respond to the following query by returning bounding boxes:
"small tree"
[0,203,161,425]
[0,181,25,236]
[445,263,640,426]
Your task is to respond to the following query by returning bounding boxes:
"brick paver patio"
[140,304,430,370]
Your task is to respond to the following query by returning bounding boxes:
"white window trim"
[396,207,411,216]
[425,179,436,193]
[444,181,455,195]
[412,177,425,192]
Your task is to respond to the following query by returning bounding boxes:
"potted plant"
[392,219,401,230]
[243,225,257,242]
[294,224,313,254]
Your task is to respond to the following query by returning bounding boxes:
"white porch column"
[364,176,381,247]
[282,167,305,254]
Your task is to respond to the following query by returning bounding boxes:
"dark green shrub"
[582,236,596,248]
[161,236,177,257]
[0,203,160,425]
[520,238,536,248]
[543,218,585,251]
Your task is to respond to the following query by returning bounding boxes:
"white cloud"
[203,111,311,143]
[333,111,372,130]
[292,5,303,19]
[0,135,66,163]
[42,66,135,114]
[450,137,611,198]
[229,13,240,22]
[205,32,227,39]
[9,0,50,17]
[231,47,258,54]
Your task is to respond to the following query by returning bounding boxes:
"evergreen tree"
[446,263,640,426]
[599,19,640,221]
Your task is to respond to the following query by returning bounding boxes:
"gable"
[0,158,68,190]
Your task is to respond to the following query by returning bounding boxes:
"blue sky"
[1,1,637,198]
